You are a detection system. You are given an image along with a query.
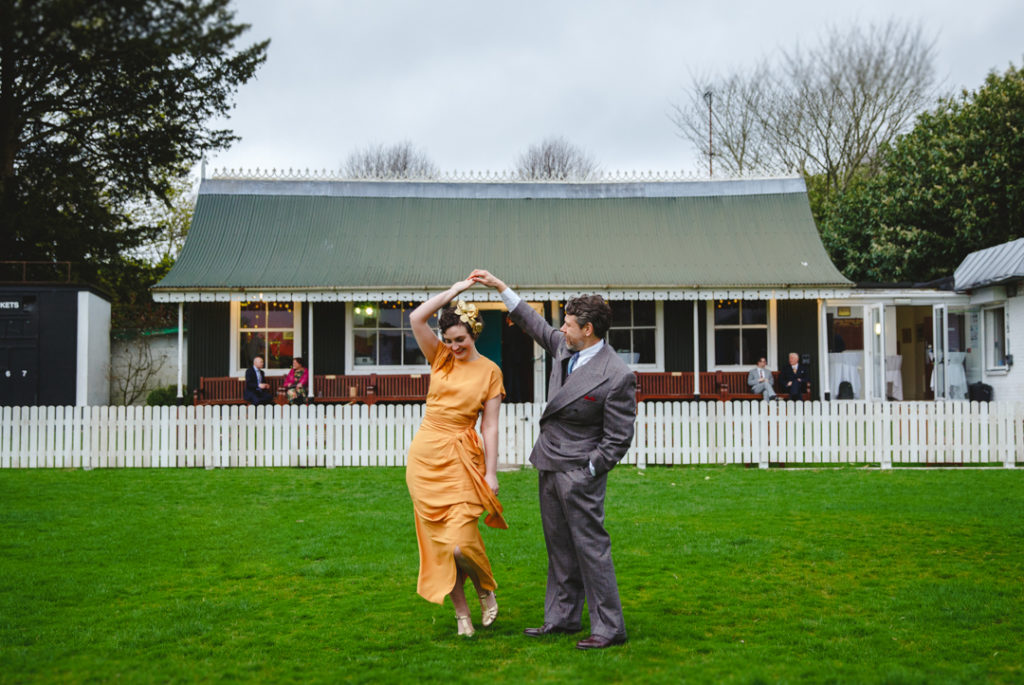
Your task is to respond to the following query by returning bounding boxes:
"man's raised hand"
[470,269,506,291]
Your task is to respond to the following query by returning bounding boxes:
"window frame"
[705,299,776,371]
[344,301,432,374]
[982,304,1009,372]
[229,301,302,377]
[605,300,664,371]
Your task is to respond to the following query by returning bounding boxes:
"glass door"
[867,304,886,400]
[932,304,948,400]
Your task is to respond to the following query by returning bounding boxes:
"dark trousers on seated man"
[244,366,274,405]
[786,379,806,400]
[245,388,273,405]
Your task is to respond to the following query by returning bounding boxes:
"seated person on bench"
[747,356,777,401]
[779,352,809,401]
[244,355,274,405]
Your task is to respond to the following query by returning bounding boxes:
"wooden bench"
[635,371,722,401]
[194,374,431,405]
[313,373,430,404]
[636,371,812,402]
[371,373,430,403]
[195,370,811,406]
[719,371,812,401]
[315,374,372,403]
[193,376,285,405]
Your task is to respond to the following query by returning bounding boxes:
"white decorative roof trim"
[828,289,971,306]
[200,176,807,201]
[153,288,852,303]
[207,166,793,184]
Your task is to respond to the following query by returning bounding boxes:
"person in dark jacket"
[779,352,809,400]
[244,355,273,405]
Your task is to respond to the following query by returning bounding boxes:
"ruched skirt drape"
[406,415,506,604]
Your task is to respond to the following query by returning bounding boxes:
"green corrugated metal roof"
[154,177,851,292]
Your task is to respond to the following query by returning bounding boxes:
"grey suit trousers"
[751,380,776,401]
[538,467,626,640]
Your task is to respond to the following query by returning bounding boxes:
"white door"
[533,341,546,403]
[932,304,948,400]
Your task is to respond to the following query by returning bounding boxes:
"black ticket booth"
[0,285,110,406]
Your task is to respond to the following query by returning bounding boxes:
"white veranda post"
[177,302,184,401]
[692,301,700,397]
[307,302,314,399]
[818,299,829,400]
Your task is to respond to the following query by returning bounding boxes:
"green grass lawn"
[1,466,1022,684]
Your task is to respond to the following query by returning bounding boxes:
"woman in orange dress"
[406,277,506,638]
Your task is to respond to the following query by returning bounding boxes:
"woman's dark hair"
[293,356,305,367]
[438,306,480,339]
[565,294,612,339]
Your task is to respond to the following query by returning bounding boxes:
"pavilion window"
[352,302,435,367]
[607,301,657,365]
[713,299,768,366]
[239,301,297,370]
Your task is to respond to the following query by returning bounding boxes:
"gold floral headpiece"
[454,300,483,335]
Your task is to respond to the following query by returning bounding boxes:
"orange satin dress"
[406,344,507,604]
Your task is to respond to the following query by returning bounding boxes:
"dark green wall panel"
[311,302,346,374]
[664,301,706,372]
[186,303,230,394]
[776,300,819,392]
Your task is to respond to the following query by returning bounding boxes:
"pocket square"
[584,395,597,402]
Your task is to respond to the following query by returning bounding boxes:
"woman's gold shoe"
[456,613,475,637]
[478,591,498,627]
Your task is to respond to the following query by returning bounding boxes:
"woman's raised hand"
[450,276,476,296]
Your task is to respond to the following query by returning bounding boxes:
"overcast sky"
[203,0,1024,177]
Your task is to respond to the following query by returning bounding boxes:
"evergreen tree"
[820,62,1024,282]
[0,0,268,285]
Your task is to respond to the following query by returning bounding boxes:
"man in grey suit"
[471,270,636,650]
[748,356,777,401]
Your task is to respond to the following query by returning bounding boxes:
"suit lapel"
[547,351,568,397]
[543,344,612,418]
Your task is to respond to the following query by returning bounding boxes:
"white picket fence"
[1,401,1021,470]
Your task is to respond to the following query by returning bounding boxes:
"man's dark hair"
[565,294,612,339]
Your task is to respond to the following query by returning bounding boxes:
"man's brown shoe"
[575,634,627,650]
[523,624,580,637]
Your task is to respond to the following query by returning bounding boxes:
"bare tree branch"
[670,18,937,192]
[343,141,439,179]
[775,20,938,191]
[110,336,166,406]
[515,136,599,181]
[669,64,783,176]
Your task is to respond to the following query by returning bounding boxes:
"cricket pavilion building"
[152,171,853,404]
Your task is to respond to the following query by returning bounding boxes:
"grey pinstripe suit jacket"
[509,301,636,475]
